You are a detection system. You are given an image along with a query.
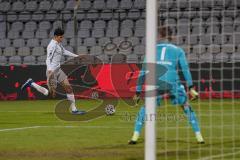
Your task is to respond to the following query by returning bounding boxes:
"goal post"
[145,0,158,160]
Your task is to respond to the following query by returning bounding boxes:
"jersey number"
[160,47,166,61]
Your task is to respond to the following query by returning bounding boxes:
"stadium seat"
[0,56,7,65]
[78,29,90,38]
[22,30,35,39]
[135,19,145,28]
[119,41,132,55]
[41,39,51,47]
[35,30,49,39]
[96,54,109,63]
[0,31,6,39]
[112,37,125,45]
[111,54,126,63]
[98,37,111,46]
[133,45,145,55]
[13,39,25,48]
[12,1,25,12]
[199,53,214,63]
[100,10,113,20]
[121,19,134,28]
[11,22,24,31]
[39,0,52,11]
[192,45,206,55]
[128,9,141,20]
[80,20,93,29]
[106,0,119,10]
[93,0,106,10]
[0,1,11,12]
[93,20,106,29]
[26,39,39,48]
[65,0,76,11]
[70,38,82,47]
[7,12,18,22]
[86,10,99,20]
[53,21,63,29]
[18,12,31,22]
[8,30,20,39]
[25,1,38,12]
[134,28,145,37]
[52,0,65,11]
[0,39,11,48]
[90,46,103,55]
[23,55,36,65]
[222,25,234,34]
[212,35,223,44]
[62,11,72,21]
[133,0,146,9]
[208,44,221,54]
[77,46,88,55]
[36,55,47,65]
[64,29,75,38]
[231,52,240,62]
[189,35,198,45]
[234,34,240,44]
[120,0,133,10]
[214,53,229,62]
[25,21,37,31]
[83,37,96,47]
[18,47,30,56]
[199,35,211,45]
[107,20,120,28]
[106,28,119,38]
[127,54,138,63]
[79,0,91,10]
[187,53,199,63]
[45,11,58,21]
[9,56,22,64]
[120,28,133,37]
[92,29,105,38]
[32,11,44,21]
[32,47,45,56]
[127,37,140,46]
[0,22,7,31]
[222,44,235,54]
[104,43,118,55]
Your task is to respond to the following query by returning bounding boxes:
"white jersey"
[46,39,78,71]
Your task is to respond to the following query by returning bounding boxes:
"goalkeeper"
[129,26,204,144]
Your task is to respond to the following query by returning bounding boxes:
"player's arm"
[63,47,79,57]
[179,49,199,100]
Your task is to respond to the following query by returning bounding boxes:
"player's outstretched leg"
[182,103,205,144]
[128,106,145,144]
[21,78,49,96]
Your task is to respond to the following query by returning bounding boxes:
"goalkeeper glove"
[133,91,141,106]
[189,86,199,101]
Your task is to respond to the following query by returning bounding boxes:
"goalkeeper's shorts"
[157,83,187,106]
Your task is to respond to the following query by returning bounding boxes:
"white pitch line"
[0,125,240,133]
[198,150,240,160]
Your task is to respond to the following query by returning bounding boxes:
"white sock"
[31,82,49,96]
[67,93,77,111]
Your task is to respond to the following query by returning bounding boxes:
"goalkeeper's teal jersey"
[136,42,193,92]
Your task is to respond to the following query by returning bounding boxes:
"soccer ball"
[105,104,116,115]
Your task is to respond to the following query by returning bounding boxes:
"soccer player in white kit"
[21,28,85,115]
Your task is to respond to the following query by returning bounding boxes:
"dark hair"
[158,26,173,41]
[54,28,64,36]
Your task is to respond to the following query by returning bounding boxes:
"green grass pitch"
[0,99,239,160]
